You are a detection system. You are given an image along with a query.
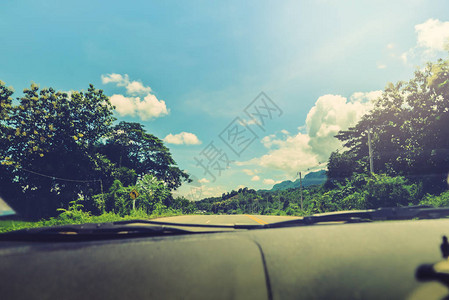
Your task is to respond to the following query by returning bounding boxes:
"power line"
[18,166,101,183]
[16,165,105,203]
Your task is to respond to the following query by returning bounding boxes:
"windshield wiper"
[0,220,263,242]
[3,206,447,241]
[0,222,201,242]
[113,219,263,229]
[267,205,449,228]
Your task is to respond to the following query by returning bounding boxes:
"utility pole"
[297,171,303,211]
[367,126,374,174]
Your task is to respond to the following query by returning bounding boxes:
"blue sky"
[2,0,449,199]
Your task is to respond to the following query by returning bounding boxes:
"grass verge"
[0,209,183,233]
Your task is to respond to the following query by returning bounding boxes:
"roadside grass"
[0,209,184,233]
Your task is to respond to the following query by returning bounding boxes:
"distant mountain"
[270,170,327,191]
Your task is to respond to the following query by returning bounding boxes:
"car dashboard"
[1,219,449,299]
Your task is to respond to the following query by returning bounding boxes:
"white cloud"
[126,81,152,95]
[102,73,168,120]
[349,90,382,103]
[306,93,376,161]
[101,73,128,85]
[242,169,256,176]
[200,185,226,198]
[401,19,449,63]
[263,179,276,185]
[237,118,258,126]
[251,175,260,181]
[198,178,210,183]
[243,132,317,174]
[136,94,169,120]
[102,73,152,95]
[109,94,137,116]
[377,63,387,69]
[400,52,408,64]
[164,132,202,145]
[415,19,449,52]
[171,182,226,200]
[109,94,169,120]
[241,91,377,174]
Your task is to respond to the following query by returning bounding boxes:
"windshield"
[1,1,449,233]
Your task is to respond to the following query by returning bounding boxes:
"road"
[153,214,301,228]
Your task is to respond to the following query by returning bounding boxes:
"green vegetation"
[193,173,423,216]
[0,83,191,220]
[0,198,183,233]
[2,56,449,229]
[329,58,449,194]
[194,57,449,216]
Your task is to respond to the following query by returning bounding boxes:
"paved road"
[153,214,301,227]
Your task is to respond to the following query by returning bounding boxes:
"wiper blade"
[0,219,264,242]
[0,222,197,242]
[267,205,449,228]
[113,219,263,229]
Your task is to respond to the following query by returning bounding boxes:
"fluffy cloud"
[251,175,260,181]
[109,94,136,116]
[126,81,152,95]
[245,132,317,173]
[109,94,169,120]
[241,91,379,174]
[263,179,276,185]
[199,185,227,198]
[101,73,126,85]
[101,73,152,95]
[172,184,226,200]
[102,73,168,120]
[136,94,169,120]
[242,169,256,176]
[401,19,449,63]
[415,19,449,52]
[198,178,210,183]
[164,132,202,145]
[306,93,376,161]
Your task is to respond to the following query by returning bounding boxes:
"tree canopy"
[0,82,189,219]
[98,121,189,190]
[327,58,449,194]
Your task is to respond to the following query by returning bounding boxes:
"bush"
[420,190,449,207]
[364,174,421,208]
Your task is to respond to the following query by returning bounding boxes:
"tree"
[98,121,190,190]
[135,174,170,213]
[0,82,19,206]
[331,58,449,194]
[0,83,115,218]
[325,150,359,187]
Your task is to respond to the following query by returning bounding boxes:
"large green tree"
[329,58,449,193]
[98,121,190,190]
[0,82,190,218]
[0,83,116,218]
[0,82,18,204]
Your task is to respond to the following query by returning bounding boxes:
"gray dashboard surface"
[0,235,269,300]
[2,219,449,299]
[249,219,449,299]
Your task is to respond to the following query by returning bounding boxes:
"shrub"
[420,190,449,207]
